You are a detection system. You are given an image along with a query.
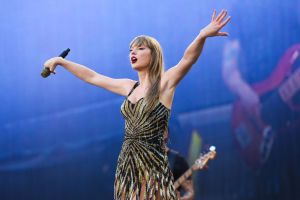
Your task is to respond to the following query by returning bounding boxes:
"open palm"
[200,10,231,38]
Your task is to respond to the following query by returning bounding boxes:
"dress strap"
[127,82,139,97]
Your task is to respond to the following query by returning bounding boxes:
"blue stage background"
[0,0,299,199]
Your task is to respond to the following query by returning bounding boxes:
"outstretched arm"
[222,40,259,112]
[163,10,231,89]
[43,57,135,96]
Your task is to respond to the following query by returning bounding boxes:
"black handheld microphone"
[41,48,71,78]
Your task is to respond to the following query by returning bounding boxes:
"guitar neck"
[279,67,300,101]
[173,149,216,190]
[174,168,193,190]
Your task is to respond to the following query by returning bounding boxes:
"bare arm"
[163,10,231,89]
[222,40,259,109]
[43,57,135,96]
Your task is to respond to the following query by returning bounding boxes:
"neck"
[137,70,151,89]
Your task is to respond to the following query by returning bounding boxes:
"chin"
[131,64,146,71]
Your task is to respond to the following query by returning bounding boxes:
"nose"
[131,49,137,55]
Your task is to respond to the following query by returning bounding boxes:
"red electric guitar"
[232,44,300,169]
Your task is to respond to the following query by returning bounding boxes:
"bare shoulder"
[160,73,175,109]
[161,72,175,91]
[119,78,137,96]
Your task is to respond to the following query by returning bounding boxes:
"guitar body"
[232,44,300,169]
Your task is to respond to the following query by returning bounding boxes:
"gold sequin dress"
[114,82,177,200]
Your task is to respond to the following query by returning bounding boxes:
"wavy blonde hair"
[130,35,164,111]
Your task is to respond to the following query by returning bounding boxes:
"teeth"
[131,57,137,62]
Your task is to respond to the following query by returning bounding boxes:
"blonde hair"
[130,35,164,111]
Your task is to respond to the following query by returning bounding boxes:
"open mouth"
[131,56,137,64]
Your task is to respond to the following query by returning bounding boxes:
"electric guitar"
[174,146,216,190]
[232,44,300,169]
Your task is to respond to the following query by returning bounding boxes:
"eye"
[138,47,145,50]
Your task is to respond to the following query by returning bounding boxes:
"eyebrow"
[130,44,146,49]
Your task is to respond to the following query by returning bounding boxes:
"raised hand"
[43,57,63,75]
[200,9,231,38]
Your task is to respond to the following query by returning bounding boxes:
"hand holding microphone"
[41,48,70,78]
